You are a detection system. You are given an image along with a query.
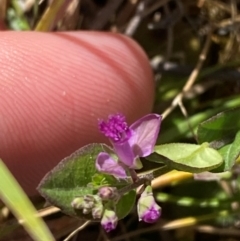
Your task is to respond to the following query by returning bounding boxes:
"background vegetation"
[1,0,240,240]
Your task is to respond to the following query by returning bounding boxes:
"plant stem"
[129,169,139,182]
[118,166,171,197]
[153,165,172,178]
[118,177,147,197]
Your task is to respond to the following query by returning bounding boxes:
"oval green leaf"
[37,143,136,221]
[154,143,223,173]
[218,131,240,171]
[197,107,240,144]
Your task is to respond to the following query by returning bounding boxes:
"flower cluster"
[71,185,161,232]
[71,187,119,232]
[94,113,162,232]
[71,194,104,219]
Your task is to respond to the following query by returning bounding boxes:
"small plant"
[38,108,240,232]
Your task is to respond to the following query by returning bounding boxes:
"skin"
[0,31,154,195]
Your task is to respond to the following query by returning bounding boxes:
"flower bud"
[84,194,95,202]
[82,201,94,209]
[71,197,84,209]
[137,185,161,223]
[101,209,118,232]
[82,195,95,209]
[83,208,91,214]
[98,187,118,200]
[92,202,104,219]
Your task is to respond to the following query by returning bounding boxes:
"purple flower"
[96,113,161,178]
[101,209,118,232]
[137,185,161,223]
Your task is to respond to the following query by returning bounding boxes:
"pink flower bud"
[101,209,118,232]
[137,186,161,223]
[98,186,118,200]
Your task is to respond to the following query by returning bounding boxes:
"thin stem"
[162,29,212,120]
[118,177,148,197]
[63,221,91,241]
[129,169,139,182]
[118,166,171,197]
[151,166,171,179]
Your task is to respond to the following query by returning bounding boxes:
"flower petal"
[113,140,135,167]
[96,152,127,178]
[139,205,161,223]
[129,114,161,157]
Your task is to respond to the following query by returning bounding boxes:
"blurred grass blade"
[35,0,71,31]
[0,159,55,241]
[162,210,229,230]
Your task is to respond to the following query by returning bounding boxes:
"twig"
[89,0,124,30]
[230,0,240,46]
[63,220,91,241]
[161,30,212,120]
[196,225,240,237]
[124,1,145,36]
[178,100,197,141]
[18,206,60,224]
[142,0,170,18]
[37,206,60,218]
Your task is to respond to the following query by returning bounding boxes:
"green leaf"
[197,107,240,144]
[154,143,223,173]
[218,131,240,171]
[38,143,136,221]
[0,159,54,241]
